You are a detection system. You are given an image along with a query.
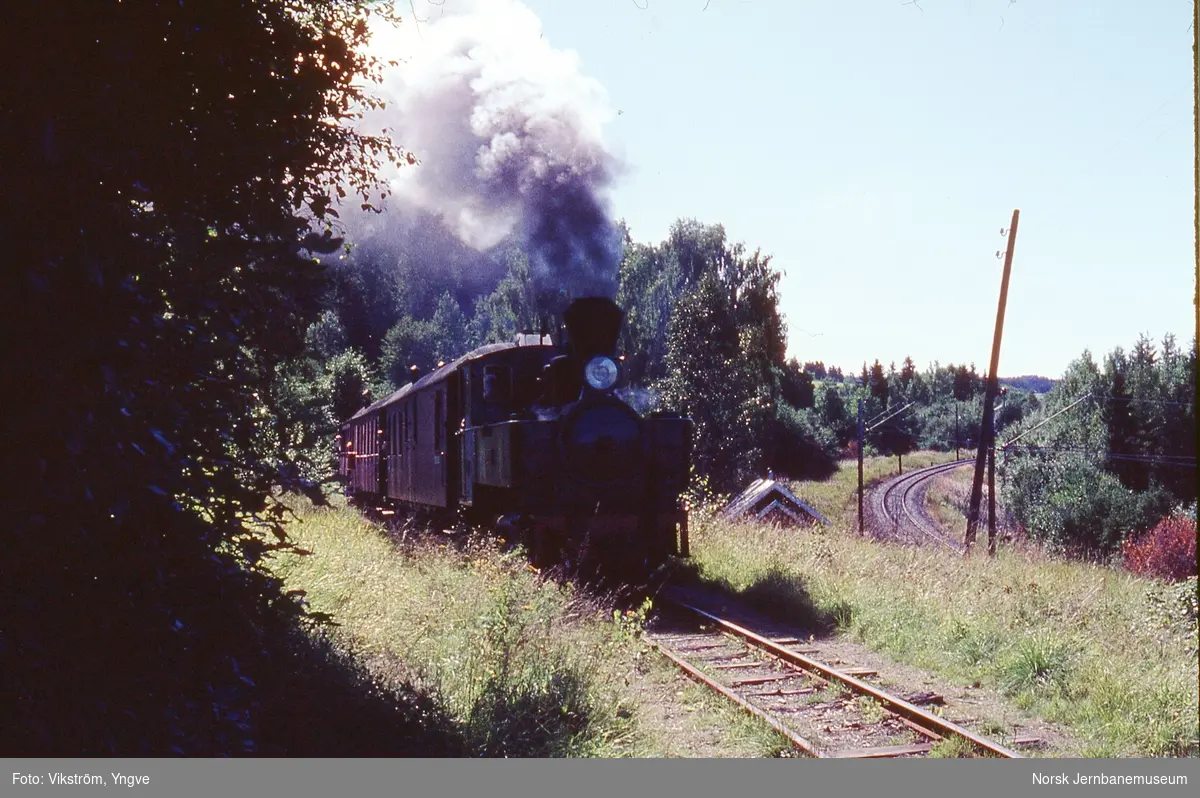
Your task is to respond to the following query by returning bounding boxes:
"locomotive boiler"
[337,296,692,575]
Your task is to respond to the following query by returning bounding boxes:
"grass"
[270,495,790,757]
[683,453,1200,758]
[924,465,1015,539]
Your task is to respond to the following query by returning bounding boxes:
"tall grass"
[686,455,1199,758]
[271,500,645,756]
[270,497,789,757]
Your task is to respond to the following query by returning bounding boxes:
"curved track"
[872,459,972,551]
[649,590,1021,759]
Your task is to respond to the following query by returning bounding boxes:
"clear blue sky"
[405,0,1196,378]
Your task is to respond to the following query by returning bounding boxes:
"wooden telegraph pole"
[987,441,997,554]
[965,209,1020,554]
[857,399,865,535]
[955,402,960,461]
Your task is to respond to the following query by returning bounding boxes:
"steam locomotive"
[336,297,692,574]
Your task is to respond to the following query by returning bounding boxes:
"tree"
[1102,353,1146,491]
[952,364,975,401]
[819,386,855,447]
[381,316,439,386]
[306,309,350,361]
[657,240,835,490]
[869,360,889,405]
[429,291,473,362]
[471,251,540,345]
[872,410,920,469]
[328,349,383,423]
[617,219,727,385]
[899,356,916,390]
[780,359,816,410]
[2,0,408,754]
[1000,339,1195,558]
[658,272,748,488]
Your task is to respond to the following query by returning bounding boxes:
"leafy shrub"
[1003,451,1142,556]
[1122,514,1198,582]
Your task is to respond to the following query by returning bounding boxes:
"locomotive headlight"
[584,356,619,391]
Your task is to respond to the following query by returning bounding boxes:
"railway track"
[649,589,1022,759]
[873,459,971,551]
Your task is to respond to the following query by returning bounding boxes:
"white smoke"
[358,0,624,298]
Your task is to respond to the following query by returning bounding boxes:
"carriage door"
[377,414,387,496]
[434,389,446,504]
[460,370,474,506]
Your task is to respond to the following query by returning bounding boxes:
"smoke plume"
[359,0,624,299]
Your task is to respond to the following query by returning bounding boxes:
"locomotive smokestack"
[563,297,623,360]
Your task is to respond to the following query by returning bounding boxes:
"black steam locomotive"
[337,297,692,574]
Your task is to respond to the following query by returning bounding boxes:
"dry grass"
[924,466,1017,538]
[686,454,1199,758]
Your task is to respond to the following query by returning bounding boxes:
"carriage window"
[413,399,419,443]
[482,365,512,403]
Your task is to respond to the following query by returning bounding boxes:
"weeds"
[1000,632,1075,694]
[928,735,976,758]
[853,695,886,723]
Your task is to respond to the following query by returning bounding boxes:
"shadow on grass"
[256,626,467,757]
[465,671,600,758]
[261,617,625,757]
[658,559,850,639]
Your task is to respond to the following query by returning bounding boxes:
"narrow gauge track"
[874,460,972,551]
[649,591,1021,759]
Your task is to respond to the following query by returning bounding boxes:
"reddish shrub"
[1122,515,1198,582]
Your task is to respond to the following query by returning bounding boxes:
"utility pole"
[955,401,960,461]
[965,209,1019,553]
[987,439,997,555]
[857,399,864,536]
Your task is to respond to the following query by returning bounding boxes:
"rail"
[652,592,1022,759]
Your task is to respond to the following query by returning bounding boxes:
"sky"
[394,0,1196,379]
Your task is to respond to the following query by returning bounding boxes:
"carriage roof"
[346,339,555,422]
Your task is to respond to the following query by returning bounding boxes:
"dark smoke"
[355,0,624,299]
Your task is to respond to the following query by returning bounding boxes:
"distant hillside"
[999,375,1057,394]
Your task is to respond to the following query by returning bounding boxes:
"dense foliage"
[0,0,426,754]
[1000,336,1197,556]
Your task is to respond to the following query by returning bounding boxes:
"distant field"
[690,454,1199,757]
